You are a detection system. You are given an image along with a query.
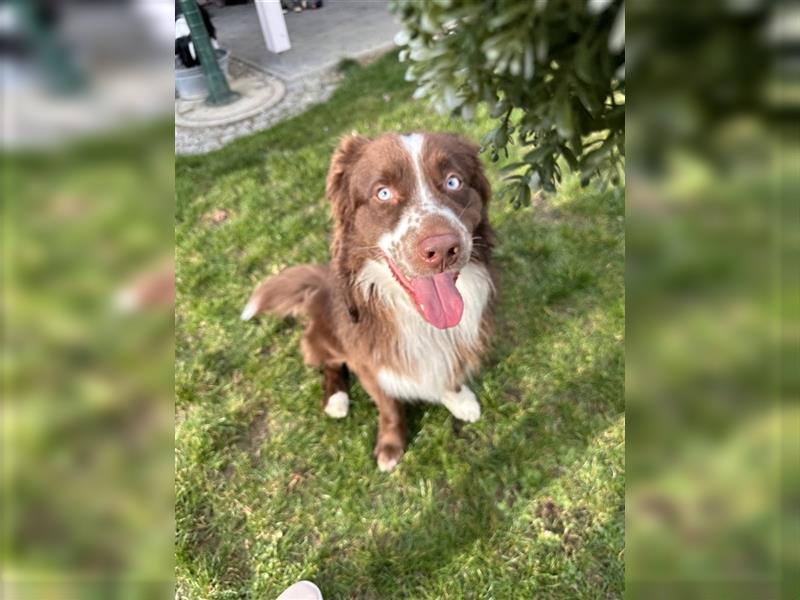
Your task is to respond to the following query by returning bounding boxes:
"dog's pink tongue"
[410,272,464,329]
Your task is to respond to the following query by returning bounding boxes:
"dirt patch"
[535,498,594,556]
[535,498,565,534]
[240,408,270,459]
[503,386,524,403]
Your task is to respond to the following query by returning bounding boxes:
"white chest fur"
[356,260,493,402]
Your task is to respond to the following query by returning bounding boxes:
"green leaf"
[572,78,597,115]
[555,101,574,139]
[523,144,554,163]
[516,183,532,208]
[489,100,509,118]
[500,161,528,174]
[561,145,579,170]
[493,126,509,147]
[487,3,530,30]
[574,39,595,84]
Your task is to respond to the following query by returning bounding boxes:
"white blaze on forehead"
[399,133,465,230]
[399,132,425,160]
[378,133,470,269]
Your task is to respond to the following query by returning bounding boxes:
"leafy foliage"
[392,0,625,206]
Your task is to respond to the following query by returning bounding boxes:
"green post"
[178,0,240,106]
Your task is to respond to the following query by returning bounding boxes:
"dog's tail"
[240,264,331,321]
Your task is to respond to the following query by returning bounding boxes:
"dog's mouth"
[386,258,463,329]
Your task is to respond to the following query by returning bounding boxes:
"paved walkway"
[176,0,400,155]
[175,57,340,155]
[208,0,400,81]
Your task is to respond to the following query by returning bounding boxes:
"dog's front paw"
[324,391,350,419]
[375,443,404,472]
[441,386,481,423]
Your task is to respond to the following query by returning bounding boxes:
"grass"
[175,52,625,599]
[3,123,174,598]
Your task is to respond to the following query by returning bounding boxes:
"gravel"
[175,58,341,155]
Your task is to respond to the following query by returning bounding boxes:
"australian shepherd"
[241,132,496,471]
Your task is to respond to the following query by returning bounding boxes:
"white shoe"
[276,580,323,600]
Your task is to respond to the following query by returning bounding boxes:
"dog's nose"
[418,233,461,268]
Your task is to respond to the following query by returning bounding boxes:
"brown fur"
[244,132,496,470]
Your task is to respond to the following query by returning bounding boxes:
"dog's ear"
[326,133,369,224]
[327,133,369,322]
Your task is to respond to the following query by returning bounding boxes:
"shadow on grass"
[280,192,621,596]
[310,202,622,595]
[311,359,622,598]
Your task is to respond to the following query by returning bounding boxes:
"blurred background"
[1,0,798,598]
[626,0,798,598]
[2,1,174,599]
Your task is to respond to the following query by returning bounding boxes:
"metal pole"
[177,0,239,106]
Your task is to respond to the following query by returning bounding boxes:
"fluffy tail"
[240,264,330,321]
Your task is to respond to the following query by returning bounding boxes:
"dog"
[242,132,496,471]
[175,1,219,69]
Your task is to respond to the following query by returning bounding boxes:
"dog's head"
[327,132,492,329]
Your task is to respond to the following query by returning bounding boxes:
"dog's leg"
[441,385,481,423]
[358,374,406,472]
[322,364,350,419]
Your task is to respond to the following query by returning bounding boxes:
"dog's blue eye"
[446,175,462,190]
[376,187,393,201]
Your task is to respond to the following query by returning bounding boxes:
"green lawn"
[175,52,624,600]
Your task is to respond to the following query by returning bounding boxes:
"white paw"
[324,391,349,419]
[441,386,481,422]
[377,453,400,472]
[376,446,403,472]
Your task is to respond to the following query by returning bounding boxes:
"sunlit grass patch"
[176,52,624,600]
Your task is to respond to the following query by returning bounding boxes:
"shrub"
[392,0,625,206]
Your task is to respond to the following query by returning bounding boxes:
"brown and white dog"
[241,132,496,471]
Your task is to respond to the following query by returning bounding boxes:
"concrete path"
[175,57,340,155]
[208,0,401,81]
[176,0,401,155]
